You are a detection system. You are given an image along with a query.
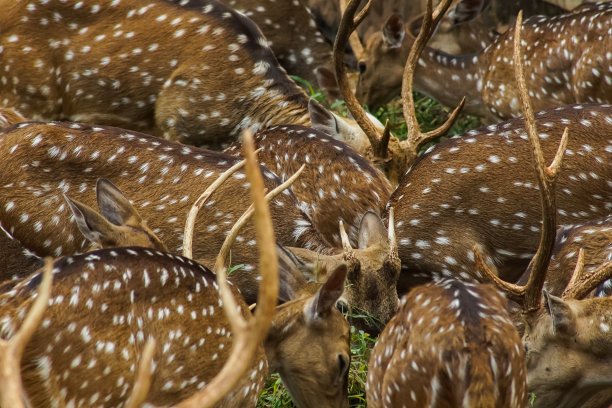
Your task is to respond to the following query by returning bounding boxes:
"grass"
[256,79,484,407]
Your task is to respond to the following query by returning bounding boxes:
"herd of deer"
[1,0,612,406]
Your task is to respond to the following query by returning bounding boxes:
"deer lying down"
[0,133,352,408]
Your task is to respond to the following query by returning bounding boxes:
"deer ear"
[382,14,405,48]
[308,98,340,136]
[96,178,142,227]
[277,245,311,303]
[305,265,347,323]
[358,212,387,249]
[64,194,113,247]
[543,290,576,336]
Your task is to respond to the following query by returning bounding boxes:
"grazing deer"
[335,0,612,293]
[0,139,352,407]
[0,122,399,333]
[0,0,378,150]
[224,125,393,247]
[468,14,612,408]
[355,1,612,120]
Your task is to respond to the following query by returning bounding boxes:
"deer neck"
[414,48,490,118]
[232,79,312,136]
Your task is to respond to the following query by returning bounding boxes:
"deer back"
[224,125,392,247]
[0,0,315,149]
[166,0,333,87]
[0,121,398,333]
[389,104,612,293]
[367,278,526,408]
[0,248,267,407]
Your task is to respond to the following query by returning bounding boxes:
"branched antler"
[338,0,373,60]
[473,11,569,312]
[0,257,53,408]
[400,0,465,163]
[562,249,612,300]
[173,130,286,408]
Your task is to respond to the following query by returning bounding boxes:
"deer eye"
[358,61,367,74]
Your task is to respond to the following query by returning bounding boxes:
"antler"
[337,0,373,60]
[183,158,248,259]
[399,0,465,163]
[124,338,156,408]
[174,130,281,408]
[335,0,462,185]
[472,11,569,312]
[0,257,53,408]
[562,249,612,299]
[333,0,390,160]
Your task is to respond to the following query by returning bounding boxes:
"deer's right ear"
[305,265,347,324]
[308,98,340,137]
[543,290,576,336]
[64,194,111,247]
[382,14,405,48]
[96,178,143,227]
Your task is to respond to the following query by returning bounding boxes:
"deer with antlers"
[0,0,384,151]
[0,120,399,333]
[468,14,612,407]
[355,1,612,121]
[334,0,612,293]
[0,134,352,408]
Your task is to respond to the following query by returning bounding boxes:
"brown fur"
[0,121,397,333]
[367,279,526,408]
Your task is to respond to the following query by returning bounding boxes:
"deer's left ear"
[382,14,405,48]
[543,290,576,336]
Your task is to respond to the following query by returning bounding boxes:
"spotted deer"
[466,15,612,407]
[0,0,380,151]
[1,177,168,282]
[0,139,352,407]
[366,278,526,407]
[0,121,399,333]
[335,0,612,293]
[355,1,612,120]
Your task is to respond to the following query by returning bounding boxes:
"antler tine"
[183,156,251,259]
[472,245,526,302]
[387,207,398,257]
[333,0,389,158]
[339,220,354,254]
[0,257,53,408]
[400,0,464,158]
[338,0,372,60]
[513,11,569,312]
[124,338,156,408]
[562,250,612,300]
[175,130,279,408]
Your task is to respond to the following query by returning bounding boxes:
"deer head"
[64,178,168,252]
